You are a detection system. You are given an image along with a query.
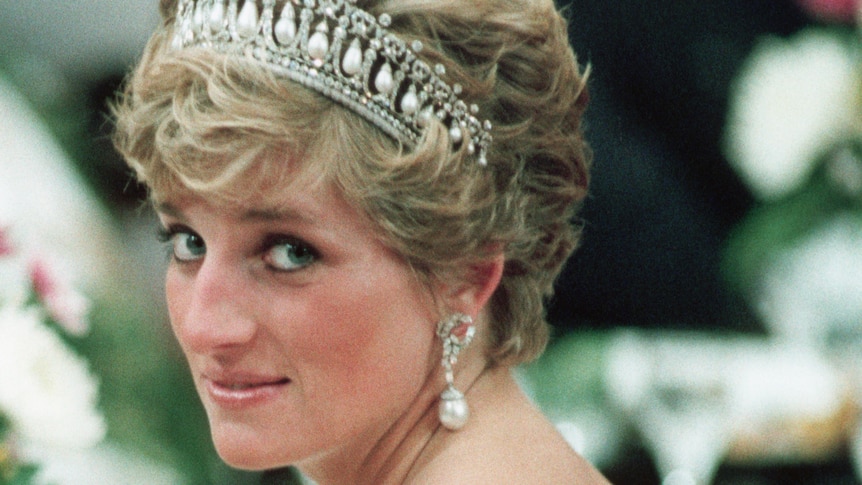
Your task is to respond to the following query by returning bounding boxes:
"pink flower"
[0,228,14,257]
[795,0,860,23]
[28,259,90,336]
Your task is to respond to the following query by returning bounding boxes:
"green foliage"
[1,413,39,485]
[75,294,217,484]
[0,414,8,441]
[1,464,38,485]
[520,331,611,414]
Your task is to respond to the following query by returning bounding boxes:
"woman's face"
[156,172,440,470]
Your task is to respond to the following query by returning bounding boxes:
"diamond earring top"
[172,0,493,165]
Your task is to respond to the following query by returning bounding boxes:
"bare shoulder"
[408,370,610,484]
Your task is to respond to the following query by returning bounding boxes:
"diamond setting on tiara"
[172,0,493,165]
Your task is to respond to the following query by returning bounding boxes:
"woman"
[114,0,607,483]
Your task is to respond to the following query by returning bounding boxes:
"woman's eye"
[162,230,206,262]
[265,239,317,272]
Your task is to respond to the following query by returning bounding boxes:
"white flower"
[0,306,105,449]
[757,214,862,348]
[0,227,29,307]
[724,29,860,199]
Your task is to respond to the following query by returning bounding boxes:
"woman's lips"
[203,373,291,409]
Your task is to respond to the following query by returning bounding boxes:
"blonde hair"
[113,0,590,366]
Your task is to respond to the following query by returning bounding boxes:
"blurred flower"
[0,228,92,337]
[0,229,13,257]
[724,29,861,200]
[757,214,862,347]
[0,307,105,450]
[795,0,861,23]
[29,258,90,336]
[0,228,29,310]
[0,230,104,483]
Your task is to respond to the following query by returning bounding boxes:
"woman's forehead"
[154,166,335,215]
[157,138,330,196]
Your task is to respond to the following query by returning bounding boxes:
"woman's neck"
[297,346,490,485]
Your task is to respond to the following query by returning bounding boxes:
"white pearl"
[400,89,418,115]
[192,3,204,33]
[208,1,226,31]
[342,39,363,75]
[274,3,296,44]
[308,22,329,61]
[236,1,259,38]
[439,388,469,430]
[375,63,394,94]
[449,125,463,144]
[417,108,434,128]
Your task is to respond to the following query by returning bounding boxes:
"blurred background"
[0,0,860,483]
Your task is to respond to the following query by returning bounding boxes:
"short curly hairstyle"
[113,0,590,366]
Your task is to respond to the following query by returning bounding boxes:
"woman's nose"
[169,254,259,354]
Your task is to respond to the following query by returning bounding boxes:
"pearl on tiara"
[172,0,493,165]
[236,1,259,37]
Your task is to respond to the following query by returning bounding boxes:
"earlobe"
[444,252,505,317]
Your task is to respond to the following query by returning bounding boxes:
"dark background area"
[548,0,808,332]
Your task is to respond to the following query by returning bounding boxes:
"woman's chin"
[210,424,290,471]
[215,444,283,471]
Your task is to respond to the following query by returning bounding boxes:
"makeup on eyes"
[158,224,206,262]
[262,234,319,272]
[156,218,325,275]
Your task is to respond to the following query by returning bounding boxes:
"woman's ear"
[441,252,505,317]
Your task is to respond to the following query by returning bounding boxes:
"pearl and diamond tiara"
[172,0,493,165]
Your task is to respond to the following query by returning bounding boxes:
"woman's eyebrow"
[154,201,183,219]
[153,200,320,226]
[240,206,315,225]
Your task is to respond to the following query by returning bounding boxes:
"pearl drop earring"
[436,313,475,430]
